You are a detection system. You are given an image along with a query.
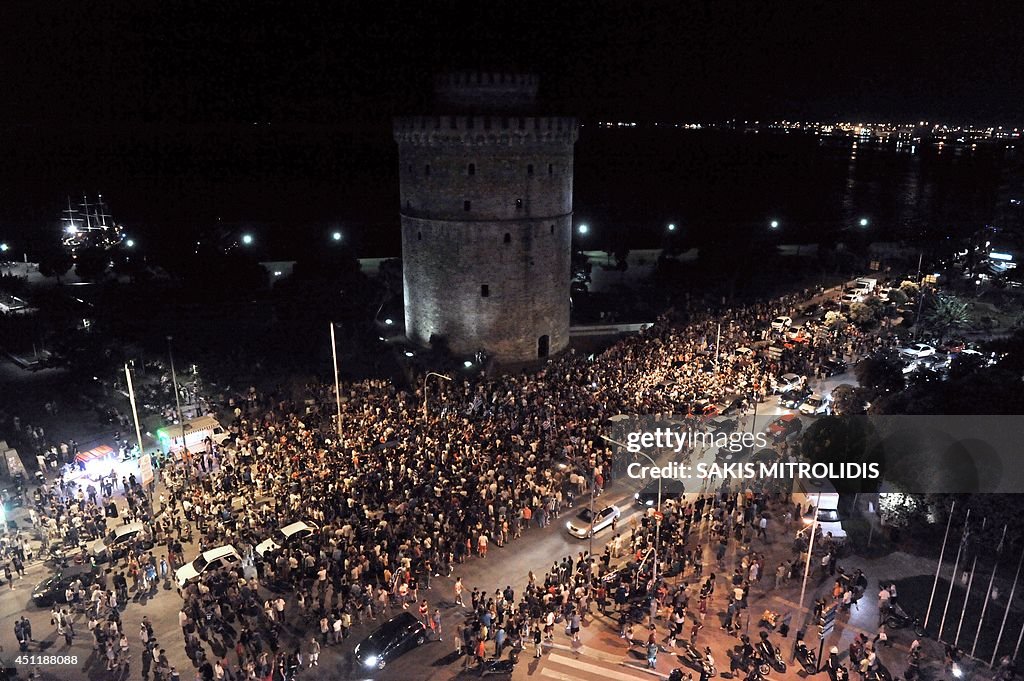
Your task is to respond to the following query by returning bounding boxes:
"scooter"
[795,640,818,674]
[677,641,717,677]
[479,651,518,677]
[756,632,787,674]
[865,662,893,681]
[885,603,927,636]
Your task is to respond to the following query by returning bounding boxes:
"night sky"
[1,1,1020,253]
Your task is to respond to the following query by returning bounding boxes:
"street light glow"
[241,233,254,245]
[0,243,9,252]
[667,223,676,232]
[770,220,780,229]
[859,218,869,227]
[577,224,589,235]
[125,239,135,248]
[332,231,342,241]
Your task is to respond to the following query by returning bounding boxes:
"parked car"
[785,325,806,341]
[354,612,428,671]
[89,522,152,563]
[781,386,812,409]
[175,545,243,586]
[899,343,936,359]
[566,505,621,539]
[255,521,319,558]
[634,478,687,508]
[771,316,792,331]
[799,393,832,416]
[841,293,863,305]
[774,373,804,394]
[733,347,754,358]
[708,416,738,435]
[766,414,803,442]
[820,358,847,377]
[32,564,97,606]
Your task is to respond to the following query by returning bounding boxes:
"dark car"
[32,564,97,606]
[354,612,427,671]
[634,478,687,508]
[781,386,812,409]
[821,358,847,377]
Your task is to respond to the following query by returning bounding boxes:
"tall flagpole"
[925,500,956,629]
[955,517,985,647]
[938,508,970,642]
[972,524,1007,658]
[990,545,1024,667]
[330,323,342,440]
[124,364,145,457]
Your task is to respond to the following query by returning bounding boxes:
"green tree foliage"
[924,294,972,343]
[847,301,877,327]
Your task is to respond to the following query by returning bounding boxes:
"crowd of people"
[2,282,906,680]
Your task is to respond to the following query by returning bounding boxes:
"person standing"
[454,577,465,607]
[533,625,543,658]
[307,637,320,668]
[432,609,443,641]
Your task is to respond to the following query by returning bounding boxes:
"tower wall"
[394,110,578,362]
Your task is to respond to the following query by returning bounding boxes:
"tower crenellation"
[394,72,578,362]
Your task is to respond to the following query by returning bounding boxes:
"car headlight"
[646,500,654,506]
[633,493,639,500]
[566,522,573,530]
[363,655,378,668]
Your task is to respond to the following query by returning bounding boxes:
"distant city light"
[770,220,780,229]
[384,318,394,325]
[463,360,473,368]
[404,351,414,357]
[859,218,869,227]
[125,239,135,248]
[241,234,254,245]
[667,223,676,232]
[577,224,589,235]
[273,270,283,276]
[332,231,342,241]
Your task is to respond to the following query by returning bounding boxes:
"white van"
[156,415,231,456]
[175,545,242,586]
[792,478,846,540]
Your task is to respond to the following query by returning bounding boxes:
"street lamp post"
[166,336,187,457]
[330,323,343,440]
[601,435,663,582]
[422,372,452,420]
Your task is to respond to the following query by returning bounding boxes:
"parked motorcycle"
[756,632,787,674]
[865,662,893,681]
[885,603,927,636]
[677,641,717,677]
[795,639,818,673]
[479,651,518,677]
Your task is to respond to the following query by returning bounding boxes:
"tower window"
[464,200,471,211]
[527,164,534,176]
[503,233,511,244]
[515,199,522,210]
[468,163,475,176]
[417,231,422,241]
[481,284,490,297]
[548,163,554,175]
[425,164,431,176]
[550,224,555,234]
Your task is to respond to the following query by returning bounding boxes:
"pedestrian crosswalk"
[537,649,668,681]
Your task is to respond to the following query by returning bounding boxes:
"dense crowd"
[4,284,899,680]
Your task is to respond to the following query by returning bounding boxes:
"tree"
[824,310,848,330]
[924,294,971,343]
[37,247,73,284]
[899,280,920,299]
[888,288,909,306]
[854,351,905,395]
[847,302,877,328]
[74,246,110,281]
